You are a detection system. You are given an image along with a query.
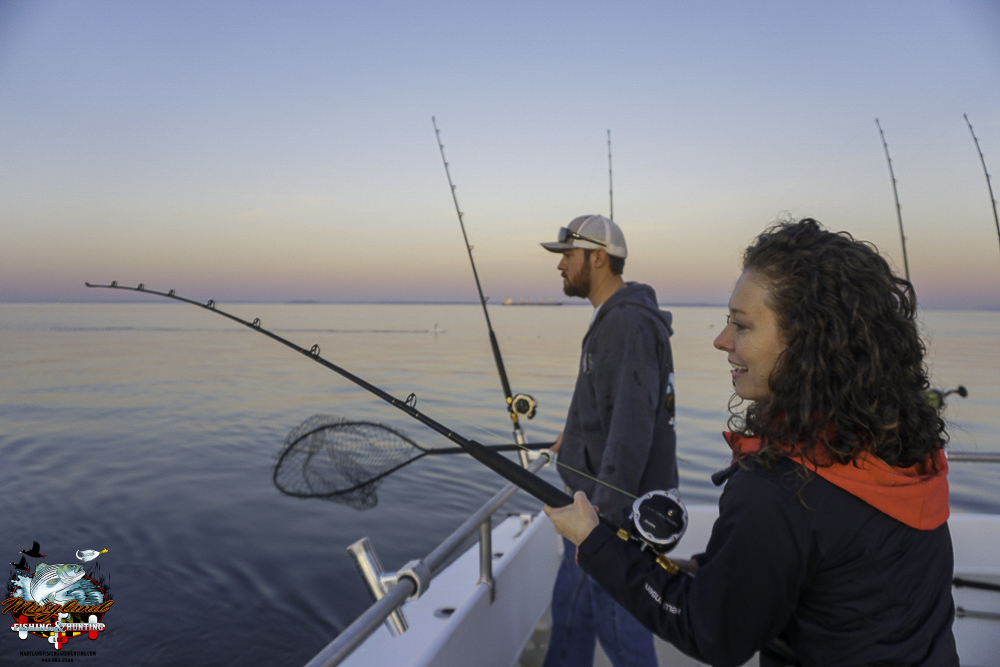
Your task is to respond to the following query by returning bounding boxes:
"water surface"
[2,302,996,665]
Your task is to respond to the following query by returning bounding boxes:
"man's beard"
[562,260,591,298]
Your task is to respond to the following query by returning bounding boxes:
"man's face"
[558,248,591,298]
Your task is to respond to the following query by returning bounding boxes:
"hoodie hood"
[594,282,673,335]
[722,432,950,530]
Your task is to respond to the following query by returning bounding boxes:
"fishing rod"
[85,281,688,568]
[924,384,999,463]
[926,385,1000,463]
[927,384,967,411]
[431,117,538,460]
[608,129,614,221]
[963,114,1000,260]
[875,118,911,283]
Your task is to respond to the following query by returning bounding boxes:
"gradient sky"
[2,1,999,307]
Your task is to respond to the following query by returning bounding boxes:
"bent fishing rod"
[85,281,688,568]
[432,117,538,454]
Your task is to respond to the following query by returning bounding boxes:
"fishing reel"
[926,385,967,411]
[511,393,537,419]
[617,489,688,573]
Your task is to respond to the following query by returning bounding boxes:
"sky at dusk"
[2,1,999,307]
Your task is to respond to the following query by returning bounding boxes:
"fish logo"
[5,541,113,650]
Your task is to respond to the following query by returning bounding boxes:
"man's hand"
[544,490,600,546]
[550,431,563,454]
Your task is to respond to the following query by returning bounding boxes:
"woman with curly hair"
[545,219,957,666]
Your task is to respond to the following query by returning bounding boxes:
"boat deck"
[519,606,759,667]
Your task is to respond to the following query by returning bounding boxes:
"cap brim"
[540,241,575,253]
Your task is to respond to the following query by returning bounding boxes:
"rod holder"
[395,559,432,600]
[347,537,415,636]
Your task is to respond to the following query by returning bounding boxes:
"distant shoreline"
[2,300,998,311]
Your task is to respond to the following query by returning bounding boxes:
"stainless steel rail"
[303,456,549,667]
[949,452,1000,463]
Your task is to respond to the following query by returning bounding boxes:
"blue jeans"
[543,537,658,667]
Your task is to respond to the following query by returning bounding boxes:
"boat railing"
[948,452,1000,463]
[303,455,550,667]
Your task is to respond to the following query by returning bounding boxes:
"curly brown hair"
[730,218,947,468]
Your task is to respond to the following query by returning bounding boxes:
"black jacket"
[577,457,958,667]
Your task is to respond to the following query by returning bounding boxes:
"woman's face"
[713,270,787,401]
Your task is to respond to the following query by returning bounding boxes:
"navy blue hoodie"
[558,281,678,521]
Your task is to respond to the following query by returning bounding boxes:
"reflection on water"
[1,303,996,666]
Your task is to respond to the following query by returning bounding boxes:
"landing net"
[273,416,430,510]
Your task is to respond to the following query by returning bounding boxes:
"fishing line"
[85,282,683,563]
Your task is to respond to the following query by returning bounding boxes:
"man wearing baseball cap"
[540,214,677,667]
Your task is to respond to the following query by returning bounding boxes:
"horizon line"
[2,299,999,312]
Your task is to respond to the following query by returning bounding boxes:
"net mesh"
[273,415,429,510]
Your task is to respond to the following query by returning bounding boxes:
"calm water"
[2,302,997,666]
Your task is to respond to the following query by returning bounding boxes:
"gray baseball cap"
[540,214,628,258]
